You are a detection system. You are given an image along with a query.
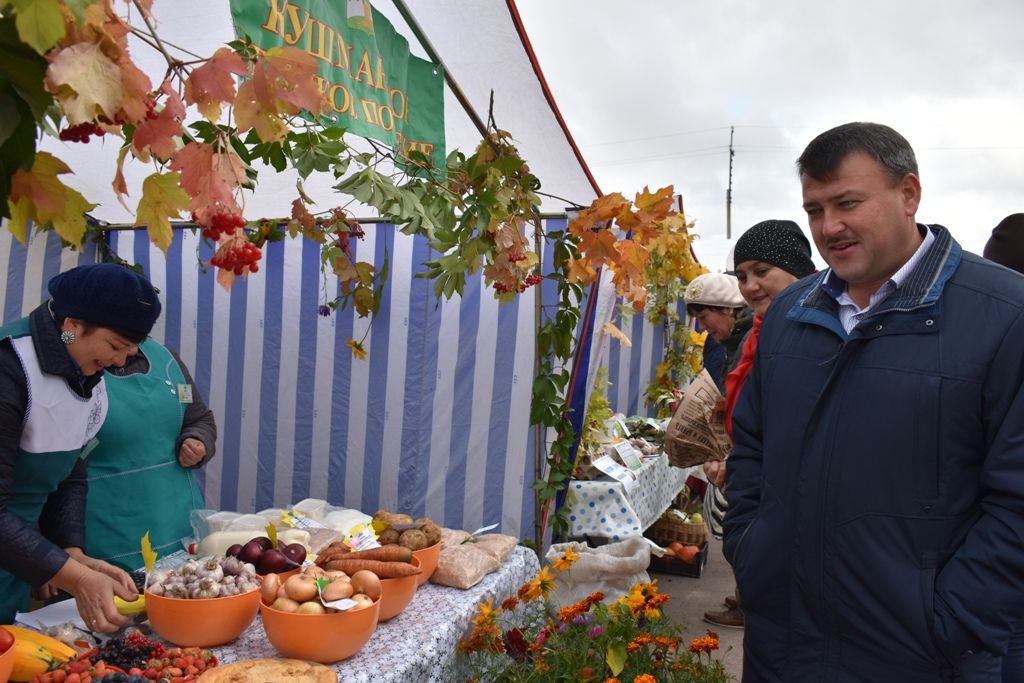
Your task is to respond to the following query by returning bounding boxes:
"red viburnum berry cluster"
[59,122,106,143]
[58,99,158,144]
[507,251,529,263]
[493,273,543,294]
[333,224,365,255]
[194,212,247,241]
[211,241,263,275]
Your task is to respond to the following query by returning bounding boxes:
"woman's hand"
[54,549,137,632]
[177,437,206,467]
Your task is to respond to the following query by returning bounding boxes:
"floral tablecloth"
[207,546,540,682]
[566,453,696,540]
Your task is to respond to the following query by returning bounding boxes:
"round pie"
[196,658,336,682]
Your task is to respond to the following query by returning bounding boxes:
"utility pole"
[726,125,735,239]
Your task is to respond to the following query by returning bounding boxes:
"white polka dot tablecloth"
[566,453,696,540]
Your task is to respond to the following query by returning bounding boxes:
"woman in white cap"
[0,263,162,631]
[683,272,753,392]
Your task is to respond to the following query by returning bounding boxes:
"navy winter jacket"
[724,225,1024,682]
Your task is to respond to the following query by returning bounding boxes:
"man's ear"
[900,173,922,216]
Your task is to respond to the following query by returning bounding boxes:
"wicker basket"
[645,514,707,547]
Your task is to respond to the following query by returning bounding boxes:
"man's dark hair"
[797,122,918,184]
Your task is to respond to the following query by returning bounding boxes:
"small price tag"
[283,510,328,529]
[176,384,193,404]
[592,455,635,484]
[612,440,643,472]
[346,523,381,551]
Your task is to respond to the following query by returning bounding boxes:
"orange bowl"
[0,628,15,683]
[411,542,440,586]
[260,598,380,663]
[145,586,260,647]
[379,555,420,621]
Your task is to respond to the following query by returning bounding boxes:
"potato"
[391,513,414,524]
[378,528,400,545]
[420,522,441,547]
[398,528,428,550]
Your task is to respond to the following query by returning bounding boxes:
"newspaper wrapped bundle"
[664,369,732,469]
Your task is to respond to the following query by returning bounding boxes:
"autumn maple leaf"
[235,47,323,142]
[46,41,123,124]
[568,192,628,237]
[135,172,190,253]
[565,257,596,285]
[7,152,96,247]
[132,81,185,161]
[578,228,619,268]
[169,142,246,223]
[185,47,247,123]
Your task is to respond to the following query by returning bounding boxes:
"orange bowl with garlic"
[145,586,261,647]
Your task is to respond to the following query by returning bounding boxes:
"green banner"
[231,0,446,169]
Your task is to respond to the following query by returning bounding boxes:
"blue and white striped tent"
[1,221,670,539]
[4,0,678,539]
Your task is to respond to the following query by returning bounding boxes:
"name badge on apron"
[176,384,193,404]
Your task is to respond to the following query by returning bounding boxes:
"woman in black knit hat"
[0,263,161,630]
[703,219,816,631]
[984,213,1024,275]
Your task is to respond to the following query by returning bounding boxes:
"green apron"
[85,339,204,570]
[0,318,101,622]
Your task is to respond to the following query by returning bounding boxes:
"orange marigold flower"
[654,636,677,649]
[689,635,720,654]
[633,675,657,683]
[627,642,642,653]
[603,679,623,683]
[648,593,671,608]
[705,628,719,640]
[557,604,584,623]
[586,591,606,604]
[634,633,654,645]
[501,595,519,611]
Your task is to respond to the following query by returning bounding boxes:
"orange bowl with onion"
[260,596,380,663]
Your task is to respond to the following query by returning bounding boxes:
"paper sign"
[346,524,381,550]
[613,440,643,472]
[592,455,635,484]
[613,416,631,439]
[283,510,328,529]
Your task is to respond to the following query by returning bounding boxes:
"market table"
[566,453,695,541]
[211,545,540,682]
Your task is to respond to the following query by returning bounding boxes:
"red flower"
[504,628,530,660]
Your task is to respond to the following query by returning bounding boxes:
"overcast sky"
[514,0,1024,271]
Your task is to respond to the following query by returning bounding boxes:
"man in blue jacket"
[723,122,1024,682]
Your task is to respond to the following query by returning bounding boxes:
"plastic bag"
[470,533,519,564]
[544,536,651,608]
[431,544,501,589]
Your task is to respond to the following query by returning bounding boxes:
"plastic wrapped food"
[430,544,501,589]
[470,533,519,564]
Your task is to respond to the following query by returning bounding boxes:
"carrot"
[676,545,701,564]
[317,544,412,566]
[324,558,421,578]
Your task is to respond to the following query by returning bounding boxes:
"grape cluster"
[210,241,263,275]
[493,273,543,294]
[59,122,106,143]
[96,632,165,672]
[195,212,247,242]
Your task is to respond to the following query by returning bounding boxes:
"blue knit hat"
[48,263,162,336]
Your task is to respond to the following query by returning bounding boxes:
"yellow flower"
[688,329,707,348]
[536,566,557,596]
[346,338,367,359]
[472,596,498,627]
[551,548,580,572]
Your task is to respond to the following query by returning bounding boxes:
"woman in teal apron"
[0,263,161,631]
[85,338,216,570]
